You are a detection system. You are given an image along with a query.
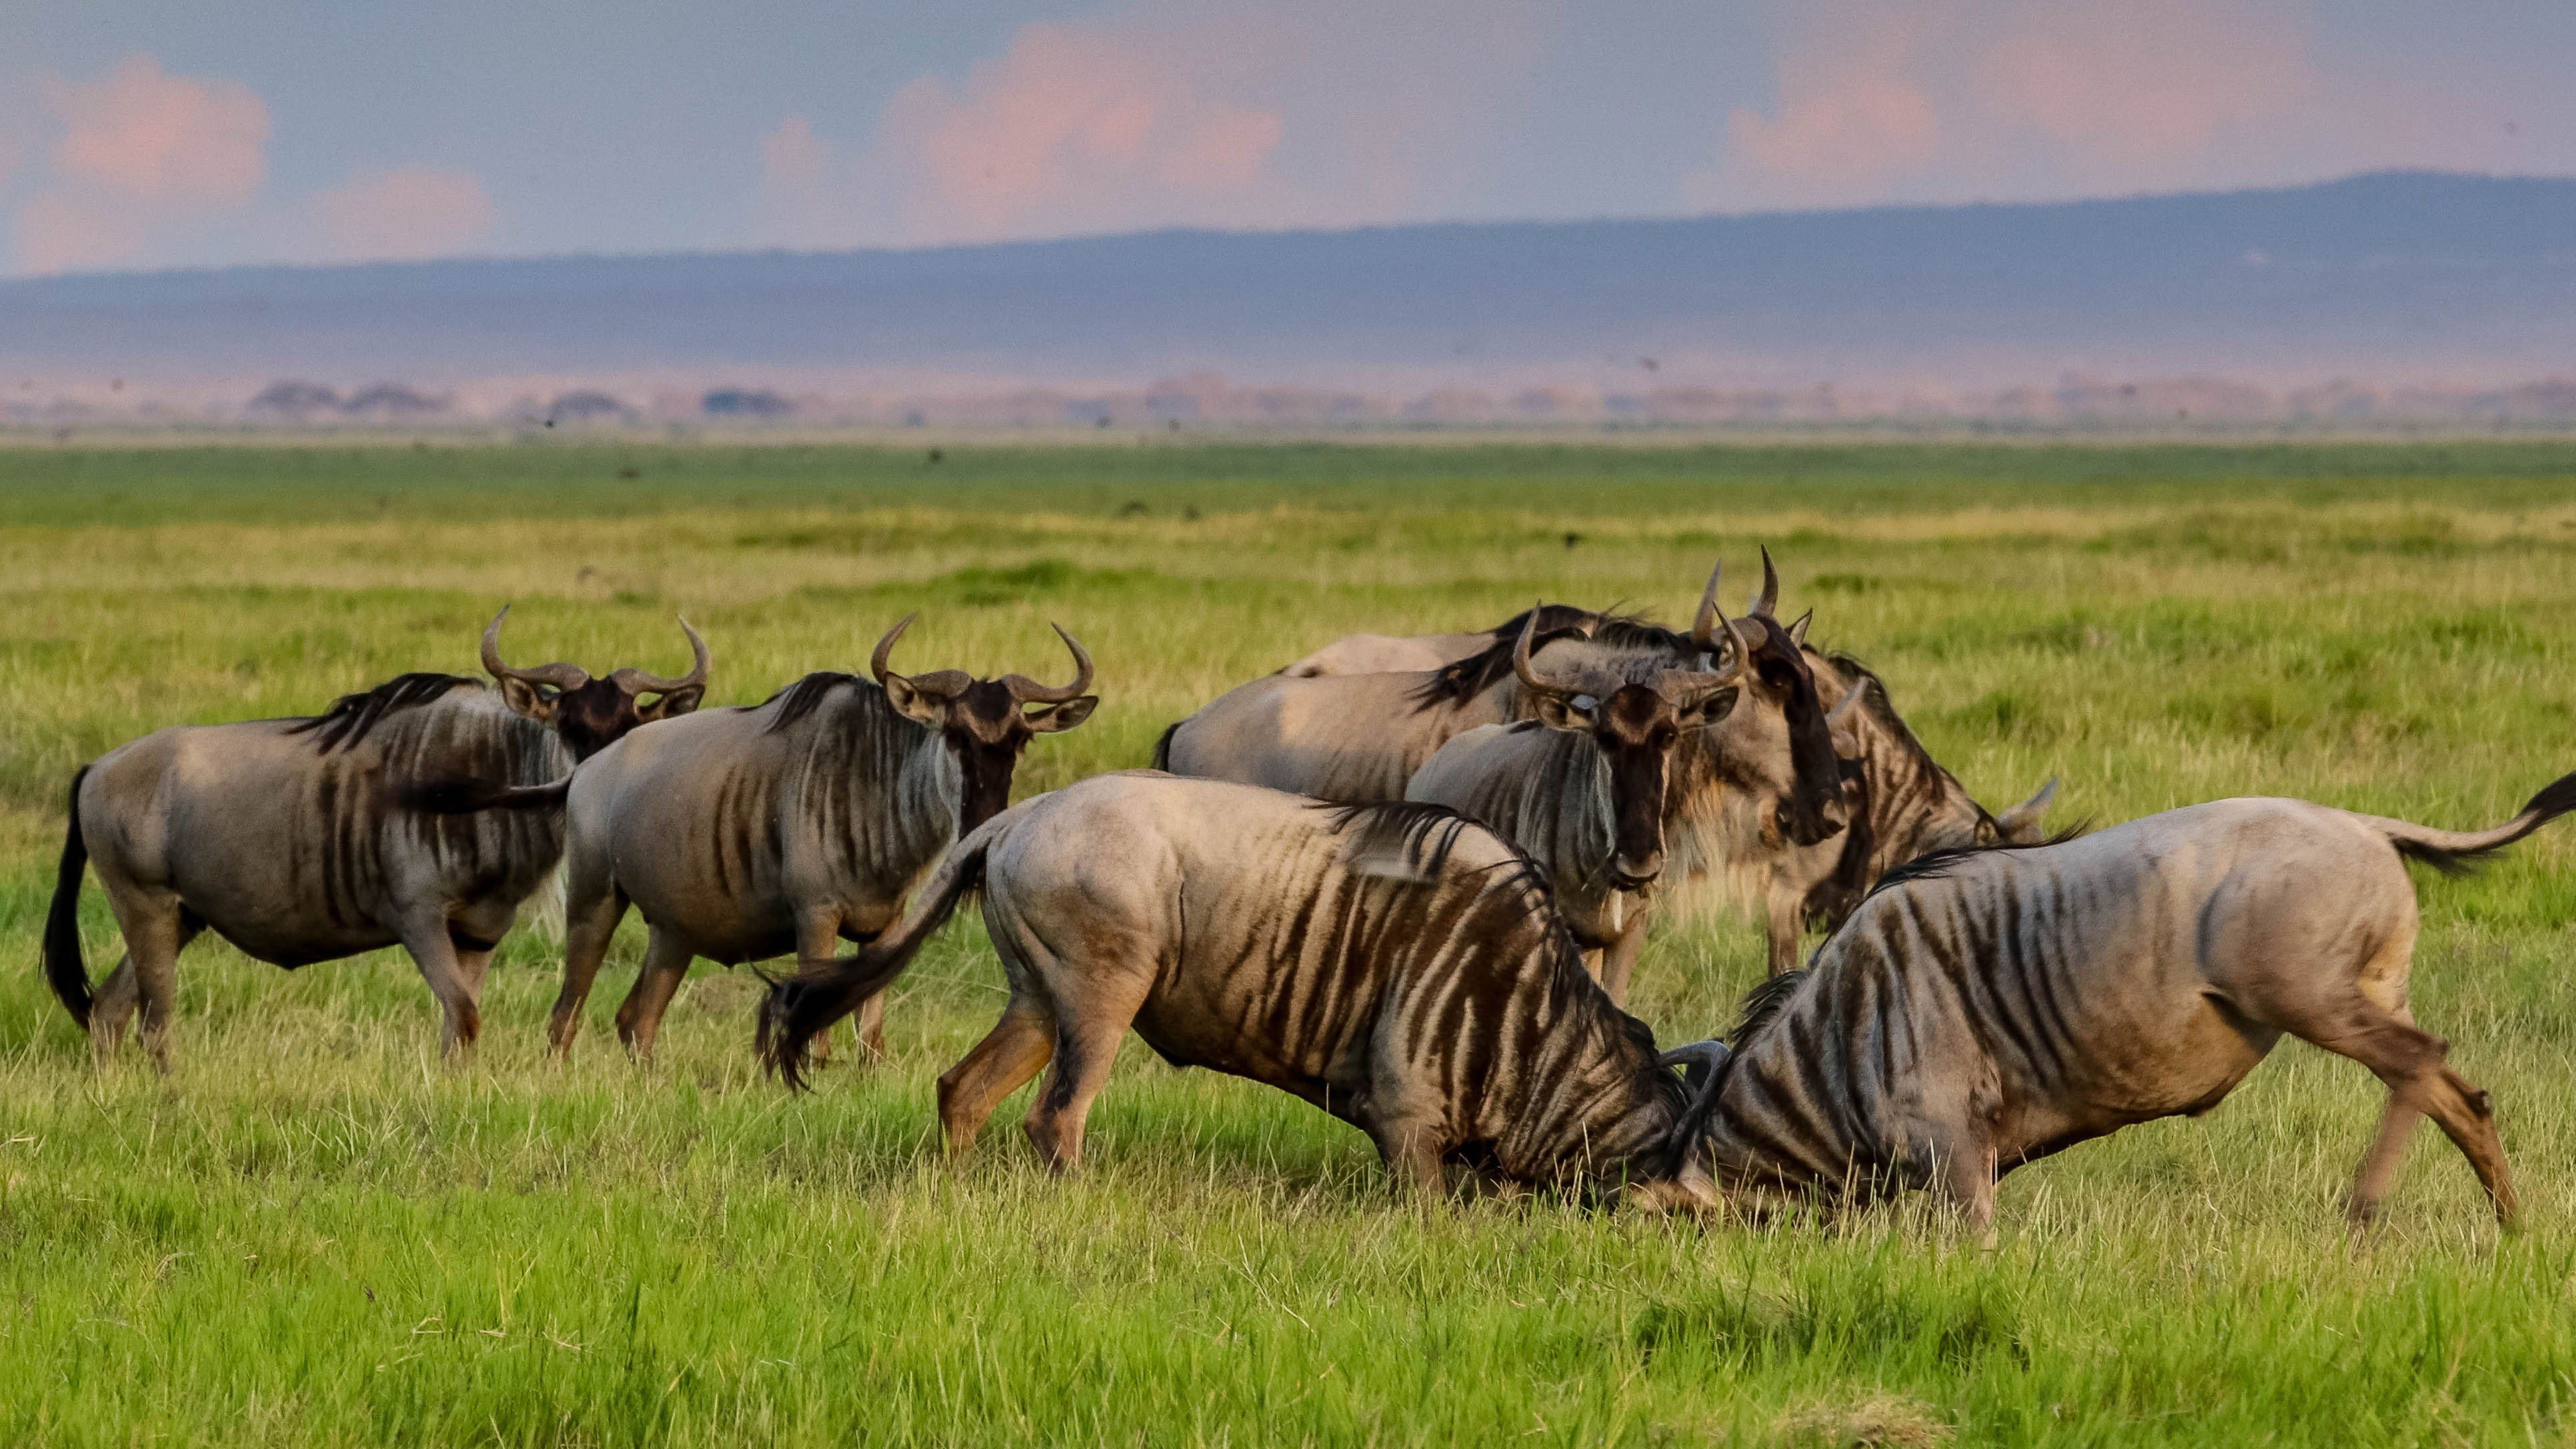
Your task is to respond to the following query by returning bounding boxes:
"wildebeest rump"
[528,615,1096,1061]
[762,774,1730,1206]
[42,609,710,1064]
[1684,775,2576,1233]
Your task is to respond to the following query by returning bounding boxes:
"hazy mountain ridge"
[5,171,2574,408]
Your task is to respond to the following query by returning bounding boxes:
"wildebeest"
[1703,650,2058,975]
[1786,653,2057,941]
[42,609,710,1064]
[498,615,1096,1062]
[1404,613,1744,1004]
[760,774,1728,1206]
[1158,561,1847,856]
[1683,775,2576,1234]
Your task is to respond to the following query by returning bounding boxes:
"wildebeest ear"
[497,675,559,722]
[1692,686,1740,727]
[1785,609,1812,645]
[635,683,706,721]
[1025,695,1098,733]
[880,673,948,726]
[1532,691,1595,732]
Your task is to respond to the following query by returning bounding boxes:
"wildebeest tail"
[1150,719,1180,771]
[758,803,1023,1090]
[43,767,94,1030]
[2358,769,2576,876]
[395,772,573,814]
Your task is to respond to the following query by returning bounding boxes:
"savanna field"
[5,438,2576,1447]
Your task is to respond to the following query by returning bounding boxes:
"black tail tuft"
[2517,768,2576,832]
[43,767,95,1030]
[1150,719,1180,772]
[396,773,572,814]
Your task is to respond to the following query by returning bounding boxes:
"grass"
[3,439,2575,1446]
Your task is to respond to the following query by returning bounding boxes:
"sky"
[2,0,2572,276]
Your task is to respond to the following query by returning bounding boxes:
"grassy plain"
[2,439,2574,1446]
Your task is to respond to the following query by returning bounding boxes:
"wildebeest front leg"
[612,928,695,1062]
[794,910,850,1067]
[397,913,483,1059]
[1599,906,1650,1009]
[1763,886,1806,977]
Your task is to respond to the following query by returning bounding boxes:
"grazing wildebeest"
[509,615,1096,1062]
[42,609,710,1064]
[1404,613,1744,1004]
[1682,775,2576,1234]
[761,774,1730,1206]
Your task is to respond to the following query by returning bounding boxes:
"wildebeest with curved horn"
[487,613,1096,1062]
[760,774,1728,1207]
[1775,653,2057,953]
[1680,774,2576,1234]
[1158,557,1848,856]
[1404,611,1746,1004]
[41,608,710,1065]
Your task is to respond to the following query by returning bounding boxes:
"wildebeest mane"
[1854,822,2093,904]
[1407,607,1688,710]
[1320,798,1480,881]
[756,671,864,734]
[285,673,481,754]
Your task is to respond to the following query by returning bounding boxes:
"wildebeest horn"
[1510,609,1581,703]
[1747,545,1780,618]
[869,612,918,683]
[1690,562,1722,651]
[481,605,590,690]
[1995,776,2060,836]
[1826,676,1872,730]
[1657,1038,1732,1091]
[1689,565,1752,679]
[1002,623,1095,704]
[609,618,711,696]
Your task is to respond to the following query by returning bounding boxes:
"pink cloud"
[1698,0,2325,209]
[45,55,268,206]
[877,22,1285,243]
[1981,1,2310,179]
[15,55,270,273]
[316,167,496,261]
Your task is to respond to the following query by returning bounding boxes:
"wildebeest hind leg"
[938,996,1056,1156]
[1023,978,1148,1175]
[95,887,191,1069]
[612,928,695,1062]
[550,882,629,1060]
[2303,1003,2518,1230]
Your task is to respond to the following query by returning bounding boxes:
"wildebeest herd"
[43,554,2573,1236]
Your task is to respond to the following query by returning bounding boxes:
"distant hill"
[5,171,2574,391]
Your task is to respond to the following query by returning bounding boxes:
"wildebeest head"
[872,613,1099,831]
[481,606,710,760]
[1692,552,1847,850]
[1511,613,1740,890]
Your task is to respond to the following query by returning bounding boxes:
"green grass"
[3,441,2575,1446]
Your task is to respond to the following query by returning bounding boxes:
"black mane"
[755,671,865,734]
[1854,823,2093,904]
[1407,607,1694,711]
[284,673,481,754]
